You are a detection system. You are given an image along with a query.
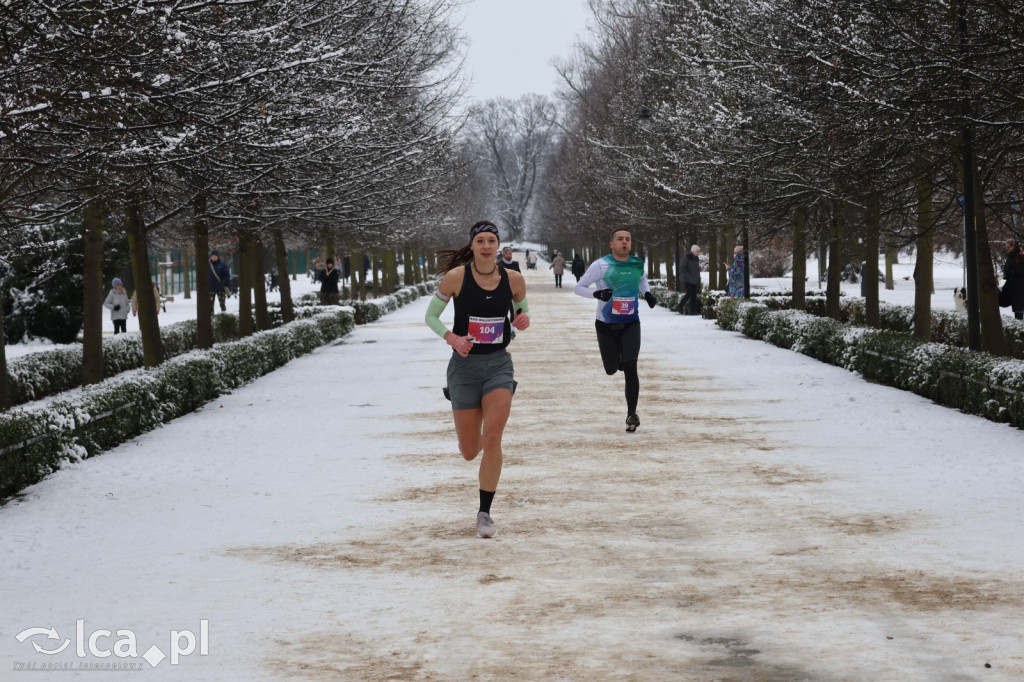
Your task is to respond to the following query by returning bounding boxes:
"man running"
[575,228,657,432]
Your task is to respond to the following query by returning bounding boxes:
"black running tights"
[595,320,641,415]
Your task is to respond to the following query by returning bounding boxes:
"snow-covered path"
[2,260,1023,680]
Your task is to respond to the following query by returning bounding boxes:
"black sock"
[479,489,495,514]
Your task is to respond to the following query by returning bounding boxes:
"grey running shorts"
[446,349,516,410]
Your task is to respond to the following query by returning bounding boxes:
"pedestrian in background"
[498,246,521,272]
[677,245,702,315]
[1002,239,1024,320]
[723,246,746,298]
[571,252,586,282]
[549,251,566,288]
[103,278,130,334]
[209,251,230,312]
[317,257,341,305]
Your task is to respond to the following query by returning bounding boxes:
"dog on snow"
[953,287,968,313]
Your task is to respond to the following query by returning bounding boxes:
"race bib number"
[469,316,505,344]
[611,296,637,316]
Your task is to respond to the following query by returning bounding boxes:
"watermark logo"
[13,620,208,670]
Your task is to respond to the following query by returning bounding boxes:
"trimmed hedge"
[702,291,1024,360]
[5,314,239,407]
[648,284,835,320]
[715,297,1024,429]
[0,281,435,501]
[5,282,437,408]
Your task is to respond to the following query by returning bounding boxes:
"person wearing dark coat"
[208,251,231,312]
[317,257,341,305]
[571,252,586,282]
[676,245,702,315]
[498,246,521,272]
[1002,239,1024,320]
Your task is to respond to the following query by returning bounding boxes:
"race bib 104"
[611,296,637,316]
[468,316,505,344]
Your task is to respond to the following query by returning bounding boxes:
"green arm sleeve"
[424,293,451,339]
[514,296,529,317]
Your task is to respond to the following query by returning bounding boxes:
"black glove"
[594,288,613,302]
[644,292,657,308]
[113,305,121,311]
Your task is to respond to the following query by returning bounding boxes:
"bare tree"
[466,95,558,241]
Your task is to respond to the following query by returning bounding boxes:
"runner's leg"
[453,408,483,460]
[595,323,622,375]
[620,323,642,415]
[478,388,512,492]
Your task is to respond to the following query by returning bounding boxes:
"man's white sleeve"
[574,260,605,299]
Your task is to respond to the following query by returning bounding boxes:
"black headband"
[470,222,499,239]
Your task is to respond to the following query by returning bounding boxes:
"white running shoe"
[477,511,496,538]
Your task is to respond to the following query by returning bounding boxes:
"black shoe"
[626,413,640,432]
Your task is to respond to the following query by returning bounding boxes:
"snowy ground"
[2,252,1023,680]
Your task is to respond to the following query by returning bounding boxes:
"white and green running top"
[574,254,650,324]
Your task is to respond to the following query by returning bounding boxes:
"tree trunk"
[826,204,844,320]
[355,247,366,300]
[273,229,294,324]
[791,206,808,310]
[404,248,413,287]
[182,247,192,300]
[885,233,896,290]
[238,234,254,337]
[193,194,212,349]
[864,190,881,328]
[381,250,390,293]
[125,195,163,367]
[971,167,1007,355]
[325,236,335,274]
[914,157,934,341]
[0,294,9,410]
[82,191,105,385]
[721,226,736,292]
[251,232,270,331]
[371,249,380,297]
[707,225,718,291]
[665,237,676,292]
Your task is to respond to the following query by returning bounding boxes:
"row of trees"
[1,0,471,401]
[537,0,1024,354]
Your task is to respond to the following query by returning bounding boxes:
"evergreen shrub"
[714,298,1024,429]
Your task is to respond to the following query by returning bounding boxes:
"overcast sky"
[457,0,592,104]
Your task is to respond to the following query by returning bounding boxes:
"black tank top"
[453,265,513,354]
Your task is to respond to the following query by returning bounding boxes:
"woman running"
[424,221,530,538]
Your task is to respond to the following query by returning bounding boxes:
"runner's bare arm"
[425,267,472,355]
